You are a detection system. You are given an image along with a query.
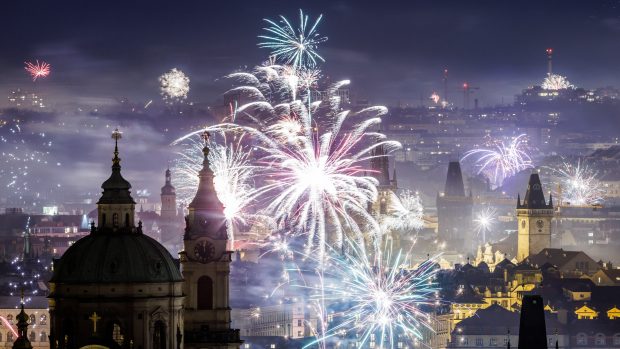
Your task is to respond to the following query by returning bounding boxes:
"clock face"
[193,240,215,263]
[536,220,544,229]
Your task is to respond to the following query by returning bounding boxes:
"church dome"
[51,231,182,284]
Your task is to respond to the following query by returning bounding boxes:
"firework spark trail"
[462,134,533,188]
[473,207,496,244]
[282,241,441,349]
[382,190,425,233]
[171,130,261,246]
[24,60,51,81]
[542,74,573,90]
[159,68,190,103]
[550,159,605,206]
[258,9,328,69]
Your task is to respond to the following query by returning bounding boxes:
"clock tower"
[516,173,554,262]
[180,131,241,349]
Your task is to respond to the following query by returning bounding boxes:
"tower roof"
[518,173,552,209]
[444,161,466,197]
[188,131,224,211]
[97,128,135,205]
[161,168,176,195]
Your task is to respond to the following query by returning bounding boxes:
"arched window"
[125,213,130,227]
[153,320,166,349]
[595,333,606,345]
[0,332,3,342]
[40,331,47,342]
[197,276,213,310]
[29,331,36,342]
[6,314,13,324]
[29,314,35,325]
[102,214,107,227]
[40,314,47,325]
[113,323,124,346]
[7,332,13,342]
[113,213,119,227]
[577,333,588,345]
[613,334,620,345]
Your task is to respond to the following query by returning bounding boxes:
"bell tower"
[160,168,177,220]
[517,173,554,262]
[180,131,241,349]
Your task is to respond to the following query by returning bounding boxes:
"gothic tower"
[517,173,553,262]
[161,168,177,220]
[180,131,241,349]
[436,161,473,249]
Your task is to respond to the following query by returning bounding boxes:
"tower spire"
[13,289,33,349]
[188,130,223,211]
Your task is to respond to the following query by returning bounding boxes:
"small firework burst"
[24,60,51,81]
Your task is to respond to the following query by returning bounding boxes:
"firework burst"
[288,241,440,348]
[551,159,604,206]
[180,64,400,258]
[259,9,328,69]
[542,74,573,90]
[462,134,533,188]
[24,60,51,81]
[159,68,190,103]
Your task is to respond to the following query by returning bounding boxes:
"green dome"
[51,232,182,284]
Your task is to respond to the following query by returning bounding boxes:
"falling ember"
[24,60,51,81]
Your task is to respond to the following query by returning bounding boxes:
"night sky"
[2,0,620,207]
[3,0,620,106]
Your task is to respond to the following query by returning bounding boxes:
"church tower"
[517,173,553,262]
[161,168,177,220]
[180,131,241,349]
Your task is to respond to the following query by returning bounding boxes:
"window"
[297,331,302,337]
[40,332,46,342]
[6,315,13,324]
[40,314,47,325]
[475,337,483,346]
[490,337,497,346]
[29,314,35,325]
[614,334,620,345]
[577,333,587,345]
[7,332,13,342]
[197,276,213,310]
[595,333,605,345]
[113,213,119,227]
[29,331,36,342]
[125,213,130,227]
[297,319,302,326]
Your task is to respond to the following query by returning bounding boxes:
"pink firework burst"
[24,60,51,81]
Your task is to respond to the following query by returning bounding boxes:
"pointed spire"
[188,130,224,211]
[548,194,554,208]
[111,128,122,168]
[517,194,521,207]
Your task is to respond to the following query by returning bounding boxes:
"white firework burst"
[159,68,190,103]
[542,74,573,90]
